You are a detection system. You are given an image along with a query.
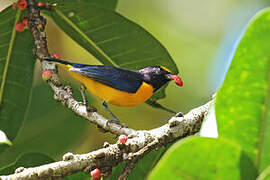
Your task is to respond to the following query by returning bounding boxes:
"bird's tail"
[43,57,74,65]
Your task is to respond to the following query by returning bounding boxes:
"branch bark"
[0,101,211,180]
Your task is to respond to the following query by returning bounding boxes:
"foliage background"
[0,0,270,179]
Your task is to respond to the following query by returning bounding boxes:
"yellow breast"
[67,69,154,107]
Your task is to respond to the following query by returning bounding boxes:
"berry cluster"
[13,1,53,32]
[15,17,28,32]
[13,0,28,32]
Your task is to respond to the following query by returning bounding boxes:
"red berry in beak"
[169,75,183,86]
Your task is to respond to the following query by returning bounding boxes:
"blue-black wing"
[70,65,143,93]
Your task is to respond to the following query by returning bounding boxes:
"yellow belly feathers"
[66,67,154,107]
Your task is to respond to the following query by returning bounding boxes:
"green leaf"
[66,172,90,180]
[146,99,176,114]
[46,0,118,10]
[0,84,88,168]
[257,166,270,180]
[45,1,178,103]
[0,7,35,152]
[148,137,257,180]
[0,152,54,175]
[77,0,118,10]
[216,8,270,172]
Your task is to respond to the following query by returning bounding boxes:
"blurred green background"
[0,0,269,167]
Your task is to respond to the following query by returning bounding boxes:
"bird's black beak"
[166,74,183,87]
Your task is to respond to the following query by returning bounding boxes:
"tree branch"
[0,101,211,180]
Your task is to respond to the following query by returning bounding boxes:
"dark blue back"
[70,64,143,93]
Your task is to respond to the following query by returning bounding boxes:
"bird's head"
[138,66,183,91]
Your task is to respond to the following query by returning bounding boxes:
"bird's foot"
[77,101,96,112]
[80,84,88,106]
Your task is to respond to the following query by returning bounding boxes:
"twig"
[0,101,211,180]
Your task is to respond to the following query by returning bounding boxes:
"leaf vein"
[0,30,12,38]
[0,16,15,26]
[0,10,21,105]
[3,99,24,111]
[121,56,163,67]
[255,59,270,169]
[55,9,118,67]
[84,22,117,34]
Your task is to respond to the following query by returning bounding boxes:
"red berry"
[42,70,52,81]
[90,168,101,179]
[22,17,28,26]
[12,3,17,10]
[17,0,27,10]
[37,2,45,7]
[53,53,60,59]
[169,74,183,87]
[37,2,50,8]
[45,3,50,8]
[119,134,128,143]
[15,22,25,32]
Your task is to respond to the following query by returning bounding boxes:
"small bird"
[43,57,183,124]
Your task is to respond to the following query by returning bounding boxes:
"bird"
[43,57,183,124]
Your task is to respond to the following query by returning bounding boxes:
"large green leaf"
[66,172,90,180]
[0,84,89,168]
[257,166,270,180]
[0,152,54,176]
[44,1,178,102]
[216,8,270,172]
[76,0,118,10]
[0,7,35,152]
[148,137,257,180]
